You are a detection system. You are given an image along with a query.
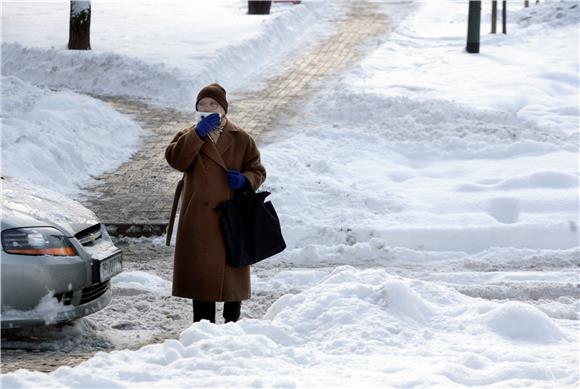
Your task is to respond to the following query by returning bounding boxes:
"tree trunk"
[68,1,91,50]
[248,1,272,15]
[502,1,507,34]
[491,1,497,33]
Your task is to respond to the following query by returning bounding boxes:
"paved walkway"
[81,0,389,236]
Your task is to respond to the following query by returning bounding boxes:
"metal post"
[502,0,507,34]
[466,1,481,53]
[491,0,497,33]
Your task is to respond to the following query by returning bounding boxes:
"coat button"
[204,201,209,206]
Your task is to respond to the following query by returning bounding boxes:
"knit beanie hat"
[196,83,228,114]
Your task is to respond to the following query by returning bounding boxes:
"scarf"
[207,117,227,144]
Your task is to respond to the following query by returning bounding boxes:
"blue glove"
[227,170,247,190]
[195,113,220,138]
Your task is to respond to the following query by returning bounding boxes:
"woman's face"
[197,97,225,115]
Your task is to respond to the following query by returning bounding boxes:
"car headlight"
[1,227,78,256]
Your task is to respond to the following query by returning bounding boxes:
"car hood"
[1,178,99,236]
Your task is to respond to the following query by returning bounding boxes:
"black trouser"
[192,300,241,323]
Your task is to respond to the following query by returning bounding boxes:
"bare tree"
[68,1,91,50]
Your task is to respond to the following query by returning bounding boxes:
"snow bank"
[2,268,577,387]
[1,43,194,110]
[260,119,578,257]
[252,269,329,292]
[112,271,172,296]
[483,301,566,343]
[1,76,141,195]
[309,90,574,148]
[254,0,579,259]
[1,0,343,109]
[0,0,343,194]
[346,0,579,136]
[517,0,580,28]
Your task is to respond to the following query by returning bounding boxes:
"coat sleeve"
[241,135,266,191]
[165,127,205,172]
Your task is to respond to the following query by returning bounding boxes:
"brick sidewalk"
[82,0,388,236]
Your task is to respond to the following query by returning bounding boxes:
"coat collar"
[222,118,241,133]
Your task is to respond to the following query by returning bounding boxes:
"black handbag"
[215,190,286,267]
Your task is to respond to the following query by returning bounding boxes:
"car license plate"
[93,252,123,283]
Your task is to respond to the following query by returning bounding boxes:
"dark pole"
[525,0,529,7]
[502,0,507,34]
[491,0,497,33]
[466,1,481,53]
[248,1,272,15]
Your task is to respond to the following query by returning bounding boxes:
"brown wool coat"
[165,119,266,301]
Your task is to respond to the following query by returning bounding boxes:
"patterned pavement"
[81,0,389,236]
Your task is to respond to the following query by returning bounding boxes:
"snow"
[82,235,120,261]
[482,300,565,343]
[112,271,172,297]
[1,292,74,327]
[347,0,579,137]
[1,177,99,235]
[70,1,90,18]
[1,0,341,195]
[1,76,141,196]
[262,122,578,254]
[257,0,579,261]
[2,268,578,387]
[2,0,343,109]
[1,0,579,386]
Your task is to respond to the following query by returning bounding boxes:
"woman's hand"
[227,170,247,190]
[195,113,220,138]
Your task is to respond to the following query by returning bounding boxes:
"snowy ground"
[1,76,142,196]
[2,0,344,109]
[2,0,579,387]
[1,0,343,195]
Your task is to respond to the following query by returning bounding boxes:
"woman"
[165,83,266,323]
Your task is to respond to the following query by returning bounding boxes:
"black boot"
[193,300,216,323]
[223,301,241,323]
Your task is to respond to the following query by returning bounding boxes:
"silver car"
[1,177,123,329]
